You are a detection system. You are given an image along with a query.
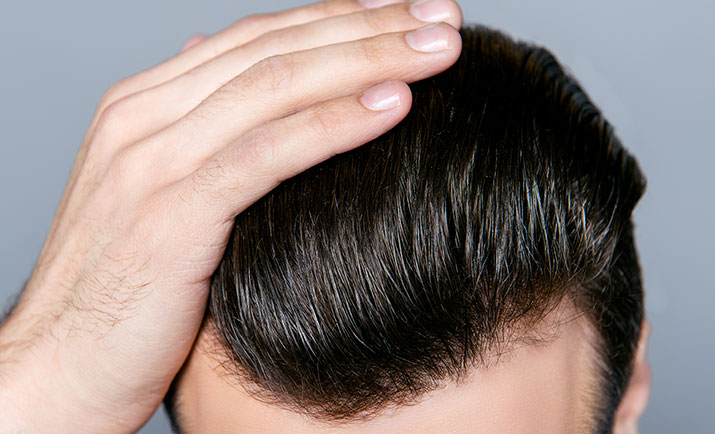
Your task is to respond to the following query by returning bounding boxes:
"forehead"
[172,306,600,434]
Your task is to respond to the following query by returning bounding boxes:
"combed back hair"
[189,25,645,433]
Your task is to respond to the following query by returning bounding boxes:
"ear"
[612,320,652,434]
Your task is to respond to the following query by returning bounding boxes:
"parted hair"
[168,25,646,433]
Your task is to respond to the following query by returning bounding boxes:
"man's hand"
[0,0,462,432]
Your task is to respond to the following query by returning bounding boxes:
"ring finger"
[95,0,462,150]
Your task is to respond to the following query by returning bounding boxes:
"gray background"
[1,0,712,432]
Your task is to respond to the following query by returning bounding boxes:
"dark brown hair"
[166,25,646,434]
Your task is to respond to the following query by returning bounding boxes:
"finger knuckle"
[253,27,290,53]
[361,8,390,34]
[316,0,355,16]
[99,81,129,111]
[183,97,220,124]
[192,156,229,192]
[356,37,387,65]
[189,155,242,206]
[106,147,133,182]
[93,97,134,144]
[236,128,279,173]
[105,145,149,192]
[231,12,267,33]
[307,103,342,140]
[250,53,296,92]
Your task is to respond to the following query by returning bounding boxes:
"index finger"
[99,0,405,111]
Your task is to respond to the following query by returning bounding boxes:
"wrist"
[0,315,104,433]
[1,318,157,434]
[0,322,66,432]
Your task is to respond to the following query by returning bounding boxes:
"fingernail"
[359,82,402,111]
[180,34,207,53]
[357,0,404,9]
[405,23,450,52]
[409,0,452,23]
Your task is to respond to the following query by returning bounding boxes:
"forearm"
[0,315,138,434]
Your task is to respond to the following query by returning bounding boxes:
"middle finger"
[99,0,462,148]
[159,22,462,176]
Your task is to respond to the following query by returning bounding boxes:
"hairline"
[165,297,605,433]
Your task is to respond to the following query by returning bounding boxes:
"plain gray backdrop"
[1,0,712,432]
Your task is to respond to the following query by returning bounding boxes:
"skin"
[0,0,464,432]
[0,0,652,432]
[173,307,652,434]
[175,305,600,434]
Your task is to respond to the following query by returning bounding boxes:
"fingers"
[168,80,412,223]
[81,1,377,147]
[96,0,386,116]
[156,23,461,175]
[47,0,412,253]
[97,0,462,148]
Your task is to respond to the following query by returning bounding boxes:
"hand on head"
[0,1,463,432]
